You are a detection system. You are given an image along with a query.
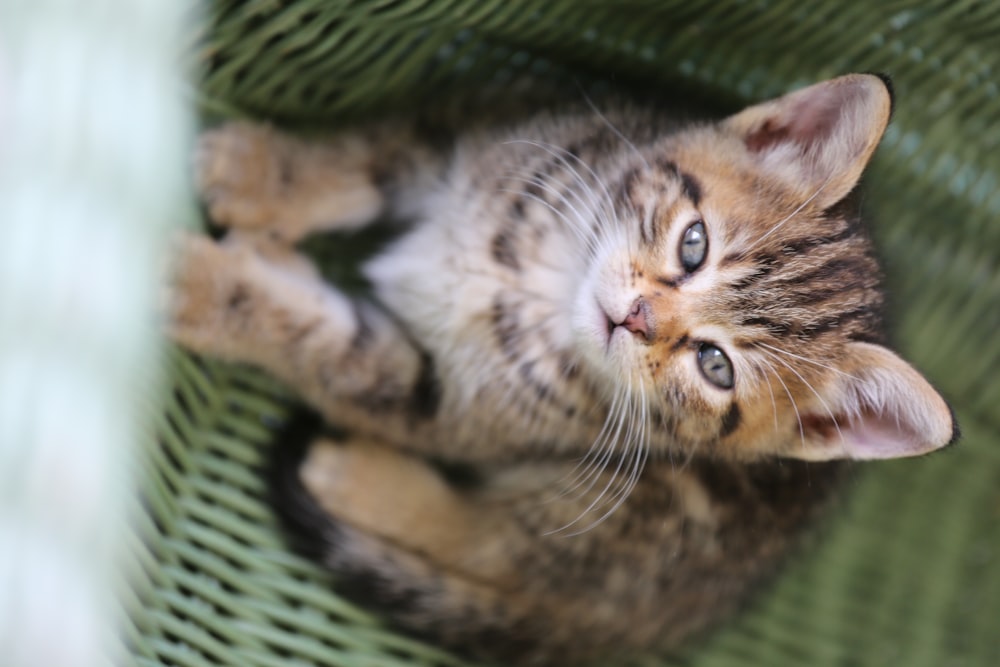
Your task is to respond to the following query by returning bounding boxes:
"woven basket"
[129,2,1000,666]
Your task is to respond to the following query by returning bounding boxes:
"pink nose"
[622,298,650,339]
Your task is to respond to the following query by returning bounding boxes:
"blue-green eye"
[680,220,708,272]
[698,343,734,389]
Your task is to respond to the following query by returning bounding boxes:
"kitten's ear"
[789,342,958,461]
[725,73,893,209]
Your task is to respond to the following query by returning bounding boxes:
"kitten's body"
[171,75,956,665]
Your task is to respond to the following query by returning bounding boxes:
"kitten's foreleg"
[168,232,432,445]
[197,121,441,243]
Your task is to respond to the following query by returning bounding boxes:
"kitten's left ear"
[788,342,958,461]
[725,73,893,209]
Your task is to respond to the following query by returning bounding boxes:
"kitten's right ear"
[786,342,958,462]
[725,74,893,209]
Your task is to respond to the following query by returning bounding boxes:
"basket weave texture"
[130,2,1000,666]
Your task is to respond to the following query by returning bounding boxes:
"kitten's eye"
[679,220,708,272]
[697,343,734,389]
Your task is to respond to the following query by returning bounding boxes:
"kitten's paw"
[197,122,383,242]
[300,438,474,557]
[196,122,289,233]
[166,232,255,357]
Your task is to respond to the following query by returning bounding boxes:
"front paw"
[166,232,254,357]
[196,122,288,231]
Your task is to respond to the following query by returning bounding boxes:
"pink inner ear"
[745,87,845,154]
[785,92,843,144]
[838,412,925,460]
[745,118,792,153]
[807,410,927,461]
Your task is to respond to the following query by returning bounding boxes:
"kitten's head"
[575,74,957,462]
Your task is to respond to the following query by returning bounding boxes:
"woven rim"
[130,2,1000,666]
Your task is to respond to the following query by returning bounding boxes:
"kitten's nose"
[622,298,650,340]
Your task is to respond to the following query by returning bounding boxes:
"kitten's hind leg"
[273,428,553,664]
[167,232,434,447]
[197,121,442,243]
[276,433,740,665]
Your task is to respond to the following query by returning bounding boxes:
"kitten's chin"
[571,291,610,354]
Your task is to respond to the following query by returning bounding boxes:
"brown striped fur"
[168,74,956,665]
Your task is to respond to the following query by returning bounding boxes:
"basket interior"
[128,2,1000,665]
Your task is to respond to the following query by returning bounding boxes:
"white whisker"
[745,177,833,252]
[502,139,618,224]
[558,379,652,536]
[555,388,624,500]
[749,357,780,433]
[497,182,594,254]
[755,341,859,380]
[549,378,640,535]
[500,138,627,262]
[758,351,805,447]
[577,89,650,172]
[503,171,596,236]
[757,346,845,445]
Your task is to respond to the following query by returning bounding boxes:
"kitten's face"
[572,75,956,462]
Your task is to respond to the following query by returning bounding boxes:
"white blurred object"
[0,1,192,665]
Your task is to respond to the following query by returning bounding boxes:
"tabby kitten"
[169,74,957,666]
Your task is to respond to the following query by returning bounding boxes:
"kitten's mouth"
[587,296,636,355]
[598,303,618,352]
[597,299,645,352]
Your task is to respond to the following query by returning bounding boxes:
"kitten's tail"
[267,408,334,560]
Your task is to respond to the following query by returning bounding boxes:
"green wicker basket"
[130,2,999,666]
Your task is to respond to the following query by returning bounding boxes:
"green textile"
[130,2,1000,666]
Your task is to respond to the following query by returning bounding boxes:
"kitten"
[169,74,957,666]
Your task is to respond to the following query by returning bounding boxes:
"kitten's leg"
[284,434,727,665]
[286,434,558,664]
[298,436,517,581]
[197,121,441,243]
[168,232,433,445]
